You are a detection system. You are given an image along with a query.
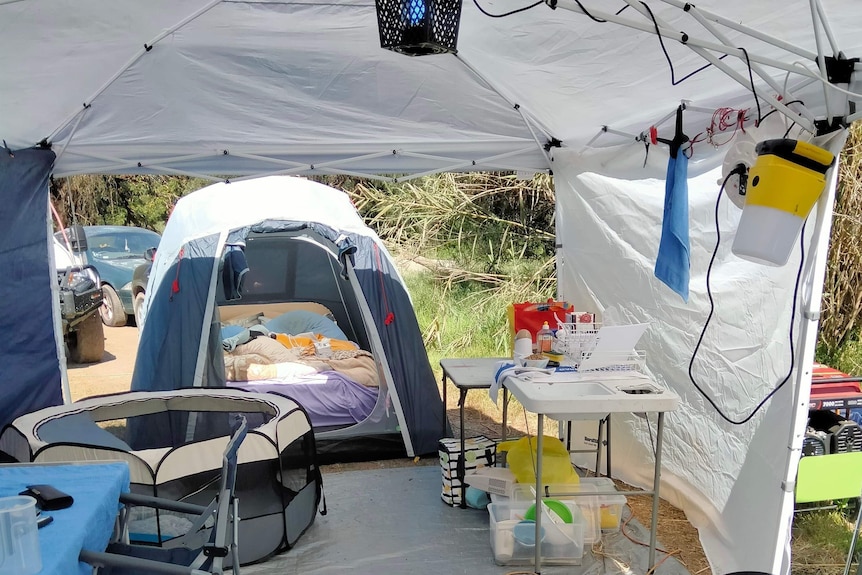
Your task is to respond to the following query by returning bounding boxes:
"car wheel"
[69,313,105,363]
[100,285,127,327]
[133,291,146,330]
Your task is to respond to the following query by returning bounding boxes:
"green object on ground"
[524,499,573,524]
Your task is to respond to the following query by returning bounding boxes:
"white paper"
[577,323,649,371]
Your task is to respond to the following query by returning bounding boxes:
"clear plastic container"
[509,482,600,544]
[488,500,585,565]
[579,477,628,532]
[0,495,41,575]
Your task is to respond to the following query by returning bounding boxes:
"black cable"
[784,122,797,138]
[572,0,607,22]
[757,100,805,126]
[640,2,727,86]
[472,0,544,18]
[739,47,763,125]
[687,169,806,426]
[470,0,623,25]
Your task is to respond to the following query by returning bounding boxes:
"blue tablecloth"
[0,462,130,575]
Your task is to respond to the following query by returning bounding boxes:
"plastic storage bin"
[0,495,41,575]
[580,477,627,532]
[488,500,585,565]
[509,482,600,544]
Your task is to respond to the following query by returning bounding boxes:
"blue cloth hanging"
[654,151,690,302]
[222,244,249,301]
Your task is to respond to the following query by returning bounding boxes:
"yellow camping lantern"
[731,138,835,266]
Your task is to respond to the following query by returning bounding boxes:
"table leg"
[649,412,666,570]
[459,388,468,509]
[606,414,612,477]
[442,372,448,437]
[502,388,509,442]
[595,418,604,477]
[534,414,544,574]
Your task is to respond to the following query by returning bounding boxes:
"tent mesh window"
[375,0,462,55]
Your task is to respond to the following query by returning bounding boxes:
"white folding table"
[501,370,679,574]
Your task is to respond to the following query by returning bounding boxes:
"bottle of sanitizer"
[536,321,554,353]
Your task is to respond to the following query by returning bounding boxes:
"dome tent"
[2,1,862,573]
[132,176,448,459]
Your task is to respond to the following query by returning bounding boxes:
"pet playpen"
[0,388,321,565]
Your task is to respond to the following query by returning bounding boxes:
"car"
[56,225,161,327]
[131,247,156,329]
[53,237,105,362]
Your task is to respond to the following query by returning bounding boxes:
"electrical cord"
[471,0,544,18]
[739,47,763,125]
[639,1,727,86]
[570,0,629,22]
[619,504,680,561]
[471,0,544,17]
[757,100,804,126]
[687,169,806,426]
[472,0,627,19]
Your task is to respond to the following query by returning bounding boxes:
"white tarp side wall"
[552,145,831,574]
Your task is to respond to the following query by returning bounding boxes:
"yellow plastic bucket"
[732,139,834,266]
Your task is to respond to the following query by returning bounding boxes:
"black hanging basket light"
[375,0,463,56]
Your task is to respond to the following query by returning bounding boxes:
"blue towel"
[655,152,690,302]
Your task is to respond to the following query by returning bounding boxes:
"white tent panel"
[5,1,862,177]
[553,140,841,573]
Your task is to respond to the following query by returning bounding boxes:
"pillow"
[221,324,246,340]
[264,310,348,341]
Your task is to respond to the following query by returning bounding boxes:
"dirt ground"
[67,325,710,574]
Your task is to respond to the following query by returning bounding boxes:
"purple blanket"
[230,370,378,427]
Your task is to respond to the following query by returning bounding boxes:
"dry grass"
[819,122,862,368]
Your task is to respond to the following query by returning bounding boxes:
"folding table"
[0,461,130,575]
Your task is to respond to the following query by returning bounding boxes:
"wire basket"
[556,322,646,372]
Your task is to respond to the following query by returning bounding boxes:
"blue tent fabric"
[352,241,448,455]
[132,234,222,393]
[654,152,690,302]
[221,244,248,301]
[0,147,62,429]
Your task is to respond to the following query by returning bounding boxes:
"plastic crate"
[580,477,627,532]
[488,500,585,565]
[508,482,600,544]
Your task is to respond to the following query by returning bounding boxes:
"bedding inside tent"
[217,229,405,452]
[218,290,382,429]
